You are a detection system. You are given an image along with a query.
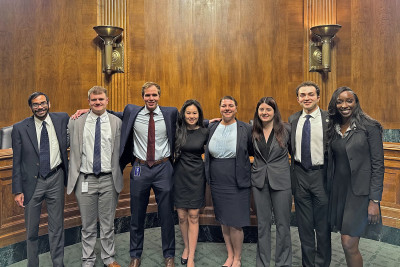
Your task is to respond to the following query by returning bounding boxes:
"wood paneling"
[336,0,400,129]
[127,0,304,122]
[0,0,98,129]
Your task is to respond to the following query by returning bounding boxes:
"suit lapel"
[77,113,88,155]
[320,109,328,153]
[26,116,39,155]
[236,120,242,156]
[108,113,116,152]
[291,112,301,155]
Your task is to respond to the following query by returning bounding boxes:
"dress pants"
[253,183,292,267]
[75,173,119,267]
[129,160,175,258]
[294,165,331,267]
[24,168,65,267]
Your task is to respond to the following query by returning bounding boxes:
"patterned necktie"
[301,115,312,169]
[146,111,155,167]
[93,117,101,175]
[39,121,51,178]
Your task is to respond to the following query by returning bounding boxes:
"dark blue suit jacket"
[113,104,178,170]
[11,112,69,205]
[204,119,253,188]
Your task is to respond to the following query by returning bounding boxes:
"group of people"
[11,80,384,267]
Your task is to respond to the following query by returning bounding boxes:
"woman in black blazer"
[327,87,384,267]
[251,97,292,267]
[204,96,253,267]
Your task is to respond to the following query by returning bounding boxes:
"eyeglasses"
[31,101,48,108]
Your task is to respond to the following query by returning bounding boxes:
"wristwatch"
[371,199,380,203]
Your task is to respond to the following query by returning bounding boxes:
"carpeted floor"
[9,226,400,267]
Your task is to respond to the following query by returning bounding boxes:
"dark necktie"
[93,117,102,175]
[301,115,312,169]
[39,121,51,178]
[146,111,155,167]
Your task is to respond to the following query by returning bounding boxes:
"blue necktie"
[39,121,51,178]
[93,117,101,175]
[301,115,312,169]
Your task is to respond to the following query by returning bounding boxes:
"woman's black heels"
[181,257,188,265]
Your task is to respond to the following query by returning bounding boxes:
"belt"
[294,161,324,171]
[84,172,111,178]
[40,164,62,179]
[135,157,169,167]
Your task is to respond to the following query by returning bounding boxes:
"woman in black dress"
[204,96,253,267]
[174,99,208,267]
[327,87,384,267]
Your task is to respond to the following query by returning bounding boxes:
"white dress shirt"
[294,107,324,166]
[80,111,112,174]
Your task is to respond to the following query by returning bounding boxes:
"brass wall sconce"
[309,24,341,72]
[93,25,124,75]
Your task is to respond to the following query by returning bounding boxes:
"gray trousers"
[25,168,65,267]
[253,183,292,267]
[75,173,119,267]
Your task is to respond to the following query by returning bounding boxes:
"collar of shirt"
[301,106,320,119]
[34,114,53,128]
[143,105,160,116]
[87,110,109,123]
[334,122,356,138]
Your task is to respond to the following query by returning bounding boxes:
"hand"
[209,118,222,123]
[368,200,380,224]
[71,109,90,120]
[14,193,25,208]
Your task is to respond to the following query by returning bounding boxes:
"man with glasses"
[12,92,69,267]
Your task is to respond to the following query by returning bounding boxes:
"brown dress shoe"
[106,261,121,267]
[129,258,141,267]
[165,257,175,267]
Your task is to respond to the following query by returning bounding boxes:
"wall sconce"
[309,24,341,73]
[93,25,124,75]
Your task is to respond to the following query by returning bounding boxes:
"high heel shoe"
[181,257,188,265]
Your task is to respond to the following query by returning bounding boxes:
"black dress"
[173,128,208,209]
[330,136,371,236]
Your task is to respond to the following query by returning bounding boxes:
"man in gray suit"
[12,92,69,267]
[67,86,123,267]
[288,81,331,267]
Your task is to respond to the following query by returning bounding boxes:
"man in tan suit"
[67,86,123,267]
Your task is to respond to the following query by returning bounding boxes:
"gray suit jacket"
[251,124,291,190]
[67,112,123,194]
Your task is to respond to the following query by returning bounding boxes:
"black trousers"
[294,165,331,267]
[129,160,175,259]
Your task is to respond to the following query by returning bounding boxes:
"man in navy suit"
[12,92,69,267]
[117,82,177,267]
[288,82,331,267]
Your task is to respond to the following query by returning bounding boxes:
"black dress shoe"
[180,257,188,265]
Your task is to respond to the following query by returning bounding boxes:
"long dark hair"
[327,86,382,143]
[175,99,205,158]
[252,97,288,148]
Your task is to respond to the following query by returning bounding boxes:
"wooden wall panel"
[127,0,304,122]
[336,0,400,129]
[0,0,98,129]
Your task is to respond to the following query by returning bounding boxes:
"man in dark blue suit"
[118,82,177,267]
[12,92,69,267]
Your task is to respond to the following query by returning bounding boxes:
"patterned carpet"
[9,226,400,267]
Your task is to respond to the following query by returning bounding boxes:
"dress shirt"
[294,107,324,165]
[80,111,112,174]
[208,122,237,159]
[334,123,355,138]
[34,115,62,170]
[133,105,170,161]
